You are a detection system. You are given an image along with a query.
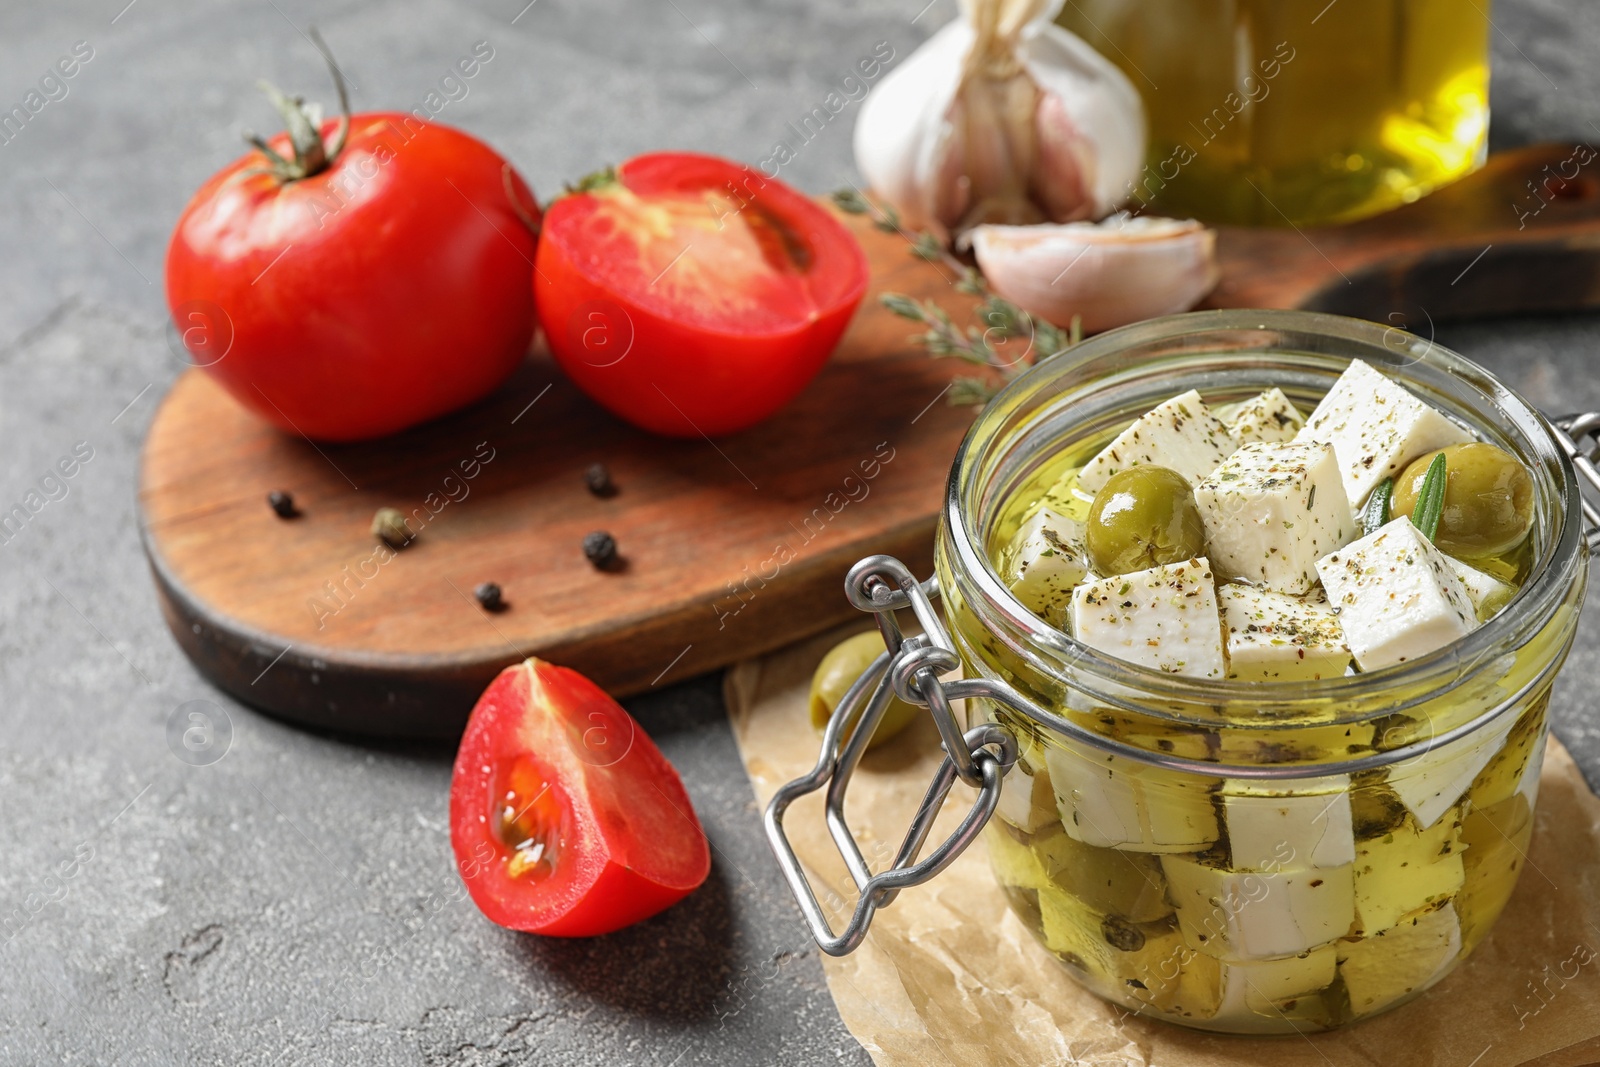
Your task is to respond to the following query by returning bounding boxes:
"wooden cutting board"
[140,143,1600,739]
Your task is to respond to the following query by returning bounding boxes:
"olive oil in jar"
[1056,0,1492,226]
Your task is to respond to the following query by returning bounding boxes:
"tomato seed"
[495,757,563,882]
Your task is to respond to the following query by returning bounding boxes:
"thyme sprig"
[880,283,1080,407]
[833,188,1081,408]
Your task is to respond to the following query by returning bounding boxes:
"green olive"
[1390,443,1533,558]
[808,631,920,750]
[1085,466,1206,576]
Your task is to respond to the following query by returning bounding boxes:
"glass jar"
[765,310,1594,1035]
[1055,1,1492,226]
[931,309,1587,1032]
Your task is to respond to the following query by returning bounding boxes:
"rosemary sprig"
[1410,453,1448,541]
[1363,478,1393,536]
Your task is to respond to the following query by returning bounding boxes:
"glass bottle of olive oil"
[1057,0,1492,226]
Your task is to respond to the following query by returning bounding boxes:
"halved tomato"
[535,152,869,437]
[449,659,710,936]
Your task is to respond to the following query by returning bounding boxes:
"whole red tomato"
[166,66,539,442]
[535,152,868,438]
[450,658,710,937]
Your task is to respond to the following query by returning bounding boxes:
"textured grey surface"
[0,0,1597,1063]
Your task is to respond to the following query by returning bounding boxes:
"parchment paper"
[726,627,1600,1067]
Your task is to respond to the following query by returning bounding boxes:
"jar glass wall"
[1056,1,1492,226]
[935,310,1586,1033]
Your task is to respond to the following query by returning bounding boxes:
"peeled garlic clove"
[970,215,1220,333]
[854,0,1144,238]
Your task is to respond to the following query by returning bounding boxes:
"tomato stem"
[241,26,352,183]
[561,165,619,198]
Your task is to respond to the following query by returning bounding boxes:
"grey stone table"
[1,1,1597,1063]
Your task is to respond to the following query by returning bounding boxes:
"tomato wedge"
[535,152,869,437]
[449,659,710,936]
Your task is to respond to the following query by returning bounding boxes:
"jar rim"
[942,308,1586,724]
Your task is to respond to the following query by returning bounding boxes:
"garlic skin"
[854,0,1145,238]
[970,215,1220,333]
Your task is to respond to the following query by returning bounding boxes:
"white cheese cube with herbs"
[1219,584,1350,681]
[995,733,1058,833]
[999,508,1092,625]
[1297,359,1471,507]
[1216,946,1337,1019]
[1352,808,1466,933]
[1221,387,1305,445]
[1046,744,1219,853]
[1223,777,1356,871]
[1516,731,1548,810]
[1077,390,1237,496]
[1195,441,1355,595]
[1315,518,1478,672]
[1338,903,1461,1016]
[1445,556,1517,621]
[1070,558,1227,679]
[1385,708,1519,830]
[1160,854,1356,961]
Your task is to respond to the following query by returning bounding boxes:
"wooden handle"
[1208,142,1600,320]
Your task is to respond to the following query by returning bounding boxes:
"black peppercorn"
[583,462,616,497]
[267,490,297,518]
[582,530,618,569]
[474,582,505,612]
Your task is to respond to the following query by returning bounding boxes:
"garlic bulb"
[854,0,1145,239]
[971,215,1220,333]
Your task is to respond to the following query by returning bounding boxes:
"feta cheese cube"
[1218,584,1351,681]
[1160,853,1356,961]
[1216,945,1337,1020]
[1038,884,1224,1018]
[1337,902,1461,1015]
[1124,923,1225,1019]
[1046,744,1219,853]
[1077,390,1237,496]
[1070,558,1228,679]
[1516,730,1547,810]
[1352,810,1465,933]
[1223,777,1356,871]
[1315,518,1478,671]
[1196,441,1355,595]
[995,750,1058,834]
[1220,387,1305,445]
[1460,704,1541,811]
[1444,556,1517,621]
[1036,466,1095,518]
[1386,705,1518,829]
[998,508,1092,625]
[1028,823,1173,921]
[1298,359,1471,507]
[1456,795,1532,946]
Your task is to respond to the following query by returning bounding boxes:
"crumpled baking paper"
[725,627,1600,1067]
